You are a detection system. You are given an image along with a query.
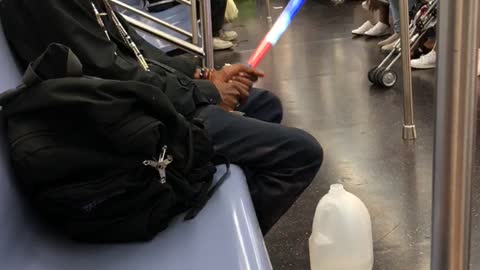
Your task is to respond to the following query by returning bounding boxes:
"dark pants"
[211,0,227,36]
[196,89,323,233]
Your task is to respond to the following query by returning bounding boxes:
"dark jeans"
[196,89,323,233]
[211,0,227,36]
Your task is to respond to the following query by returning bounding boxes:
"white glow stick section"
[265,0,306,45]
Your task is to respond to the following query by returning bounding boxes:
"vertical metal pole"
[190,0,198,45]
[431,0,479,269]
[265,0,273,24]
[200,0,214,68]
[399,0,416,140]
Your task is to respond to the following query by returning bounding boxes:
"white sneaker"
[352,21,374,35]
[382,35,418,52]
[364,22,390,37]
[362,1,368,10]
[381,40,398,52]
[219,30,238,41]
[378,33,399,47]
[213,38,234,50]
[411,50,437,69]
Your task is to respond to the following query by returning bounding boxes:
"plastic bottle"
[309,184,373,270]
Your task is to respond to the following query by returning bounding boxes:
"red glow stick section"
[247,38,272,68]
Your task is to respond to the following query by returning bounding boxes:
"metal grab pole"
[191,0,198,45]
[399,0,416,140]
[431,0,479,269]
[175,0,192,6]
[123,15,205,56]
[265,0,272,24]
[200,0,214,68]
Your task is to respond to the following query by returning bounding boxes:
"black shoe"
[146,0,179,12]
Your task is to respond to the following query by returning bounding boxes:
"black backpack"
[0,44,228,243]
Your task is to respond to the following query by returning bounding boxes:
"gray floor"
[214,0,480,269]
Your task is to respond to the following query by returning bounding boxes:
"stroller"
[368,0,438,88]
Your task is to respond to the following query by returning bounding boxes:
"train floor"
[214,0,480,269]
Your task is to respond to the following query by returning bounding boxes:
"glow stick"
[247,0,306,68]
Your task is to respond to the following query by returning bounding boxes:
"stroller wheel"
[368,66,380,84]
[377,69,397,88]
[373,67,386,85]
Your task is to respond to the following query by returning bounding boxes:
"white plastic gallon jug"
[309,184,373,270]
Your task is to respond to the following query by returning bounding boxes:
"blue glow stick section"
[265,0,306,45]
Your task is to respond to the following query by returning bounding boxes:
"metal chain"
[91,0,150,71]
[91,2,113,42]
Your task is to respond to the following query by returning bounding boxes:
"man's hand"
[209,64,264,110]
[211,64,264,87]
[212,81,246,111]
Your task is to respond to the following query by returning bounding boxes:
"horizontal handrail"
[122,14,205,56]
[175,0,192,6]
[111,0,192,38]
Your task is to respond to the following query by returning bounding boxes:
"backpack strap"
[22,43,83,88]
[184,156,231,220]
[22,64,42,87]
[0,44,83,107]
[206,155,231,198]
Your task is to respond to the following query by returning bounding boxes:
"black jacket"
[0,0,221,117]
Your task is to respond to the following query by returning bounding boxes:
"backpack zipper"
[143,145,173,184]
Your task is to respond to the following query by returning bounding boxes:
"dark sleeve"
[117,14,221,104]
[1,0,216,116]
[8,0,149,82]
[192,80,221,105]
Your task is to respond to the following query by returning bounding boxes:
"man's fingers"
[246,68,265,78]
[232,76,254,88]
[240,72,260,82]
[238,68,265,79]
[229,80,246,91]
[226,93,241,109]
[223,96,238,110]
[230,80,250,98]
[236,64,265,77]
[239,70,264,82]
[226,64,265,79]
[224,64,247,76]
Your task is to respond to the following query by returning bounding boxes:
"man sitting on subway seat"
[0,0,323,239]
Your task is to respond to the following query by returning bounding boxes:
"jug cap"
[329,184,345,194]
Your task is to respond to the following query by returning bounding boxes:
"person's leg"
[378,3,390,25]
[380,0,416,50]
[379,0,401,47]
[210,0,234,50]
[363,1,390,36]
[236,88,283,124]
[389,0,401,33]
[390,0,416,34]
[211,0,227,37]
[352,0,377,35]
[196,103,323,233]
